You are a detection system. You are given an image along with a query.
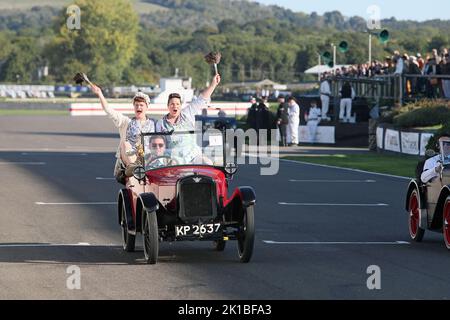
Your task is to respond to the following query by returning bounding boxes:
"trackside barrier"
[376,124,434,156]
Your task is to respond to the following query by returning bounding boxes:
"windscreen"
[441,140,450,166]
[142,131,225,171]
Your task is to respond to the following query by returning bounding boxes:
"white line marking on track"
[0,243,122,248]
[35,202,115,206]
[263,240,410,245]
[243,153,410,180]
[289,179,376,183]
[280,158,411,180]
[95,177,116,180]
[278,202,389,207]
[0,162,46,165]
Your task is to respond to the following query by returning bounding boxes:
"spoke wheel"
[443,197,450,250]
[408,189,425,242]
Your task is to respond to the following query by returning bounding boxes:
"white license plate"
[175,223,221,237]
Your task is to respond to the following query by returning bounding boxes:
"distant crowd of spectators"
[325,48,450,98]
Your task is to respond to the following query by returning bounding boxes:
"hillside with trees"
[0,0,449,86]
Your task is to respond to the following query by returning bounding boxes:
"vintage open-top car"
[406,137,450,249]
[117,129,256,264]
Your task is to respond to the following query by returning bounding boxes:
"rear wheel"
[443,196,450,250]
[408,189,425,242]
[143,210,159,264]
[121,203,135,252]
[213,240,226,251]
[237,205,255,263]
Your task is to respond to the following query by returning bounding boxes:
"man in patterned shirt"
[155,74,221,164]
[156,74,221,133]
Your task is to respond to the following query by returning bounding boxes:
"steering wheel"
[147,156,178,167]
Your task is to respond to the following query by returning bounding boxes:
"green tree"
[294,45,317,74]
[46,0,139,85]
[0,36,40,83]
[0,32,13,62]
[428,35,450,51]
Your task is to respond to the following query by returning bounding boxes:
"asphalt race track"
[1,115,450,300]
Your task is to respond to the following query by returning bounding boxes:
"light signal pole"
[366,29,389,64]
[330,43,337,74]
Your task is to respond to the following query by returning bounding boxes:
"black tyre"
[443,196,450,250]
[214,240,226,251]
[408,189,425,242]
[237,205,255,263]
[121,203,135,252]
[143,210,159,264]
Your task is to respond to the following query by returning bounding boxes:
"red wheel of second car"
[443,196,450,250]
[409,189,425,242]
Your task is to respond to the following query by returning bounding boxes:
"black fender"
[117,189,135,231]
[405,179,426,211]
[223,187,256,223]
[136,193,159,233]
[431,185,450,230]
[238,186,256,208]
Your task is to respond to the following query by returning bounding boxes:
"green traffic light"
[379,29,389,43]
[339,41,349,53]
[322,51,332,63]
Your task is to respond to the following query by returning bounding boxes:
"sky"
[255,0,450,21]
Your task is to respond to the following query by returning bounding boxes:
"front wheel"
[121,203,135,252]
[443,196,450,250]
[408,189,425,242]
[237,205,255,263]
[143,210,159,264]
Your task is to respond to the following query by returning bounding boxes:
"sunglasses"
[151,143,165,148]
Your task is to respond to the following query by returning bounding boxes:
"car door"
[426,177,443,225]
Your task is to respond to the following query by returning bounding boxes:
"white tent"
[304,64,351,74]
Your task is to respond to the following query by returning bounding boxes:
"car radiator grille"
[180,183,213,218]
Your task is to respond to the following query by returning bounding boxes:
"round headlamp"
[133,166,146,181]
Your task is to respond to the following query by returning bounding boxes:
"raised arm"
[91,84,108,110]
[184,74,222,118]
[91,84,128,128]
[200,74,221,101]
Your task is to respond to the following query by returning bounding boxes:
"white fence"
[376,125,434,156]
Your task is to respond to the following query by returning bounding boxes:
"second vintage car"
[405,137,450,250]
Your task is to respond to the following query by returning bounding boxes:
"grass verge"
[285,153,420,178]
